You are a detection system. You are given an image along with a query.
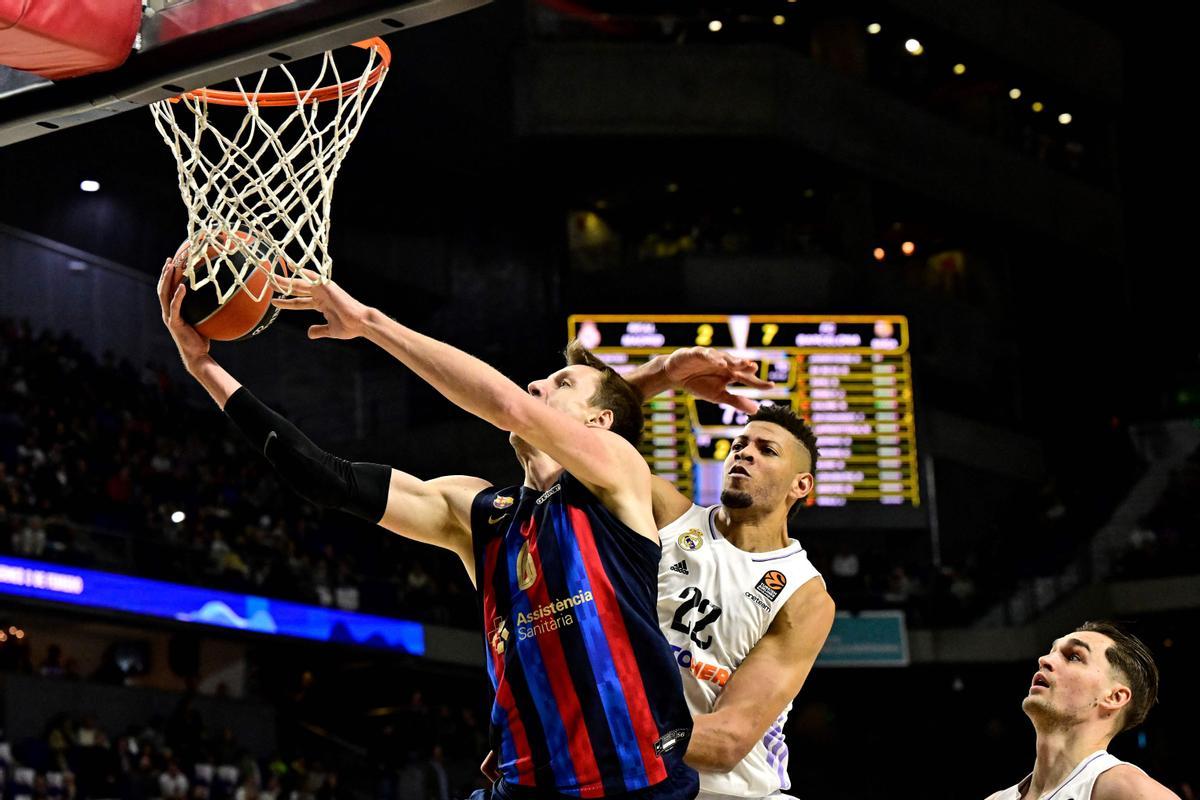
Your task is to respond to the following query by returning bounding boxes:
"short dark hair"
[565,340,644,447]
[746,404,819,517]
[1076,621,1160,732]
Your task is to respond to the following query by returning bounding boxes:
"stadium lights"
[80,180,100,192]
[904,38,924,56]
[171,510,186,523]
[901,241,916,255]
[1031,101,1044,113]
[14,629,23,639]
[708,20,722,32]
[0,632,6,642]
[773,15,785,26]
[873,247,886,261]
[866,23,882,35]
[1009,88,1022,100]
[1058,113,1072,125]
[953,63,966,75]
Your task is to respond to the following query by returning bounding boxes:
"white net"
[149,40,390,306]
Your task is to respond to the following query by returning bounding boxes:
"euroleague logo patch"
[754,570,787,602]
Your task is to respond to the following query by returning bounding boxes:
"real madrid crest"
[493,495,514,510]
[677,529,705,552]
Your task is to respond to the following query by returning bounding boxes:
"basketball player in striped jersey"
[158,266,699,800]
[985,622,1177,800]
[626,350,836,800]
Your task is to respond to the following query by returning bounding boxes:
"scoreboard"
[567,315,921,518]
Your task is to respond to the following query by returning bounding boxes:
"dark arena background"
[0,2,1194,799]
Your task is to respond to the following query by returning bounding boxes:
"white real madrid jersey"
[990,751,1147,800]
[658,504,823,800]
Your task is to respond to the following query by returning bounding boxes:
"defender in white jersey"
[985,622,1177,800]
[625,351,835,800]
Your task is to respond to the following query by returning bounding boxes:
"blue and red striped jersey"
[472,473,697,800]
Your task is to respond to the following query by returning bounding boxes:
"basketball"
[168,230,278,341]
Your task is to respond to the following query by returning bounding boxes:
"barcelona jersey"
[472,472,697,800]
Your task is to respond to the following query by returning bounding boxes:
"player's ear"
[790,471,814,504]
[588,408,614,430]
[1101,682,1132,718]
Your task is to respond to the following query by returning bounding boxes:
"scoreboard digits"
[568,315,920,511]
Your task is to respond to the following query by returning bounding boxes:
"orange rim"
[172,37,391,107]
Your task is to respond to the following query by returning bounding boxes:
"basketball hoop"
[149,38,391,309]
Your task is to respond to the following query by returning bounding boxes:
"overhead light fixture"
[1009,88,1022,100]
[773,15,785,26]
[708,20,722,32]
[1058,113,1072,125]
[171,510,186,523]
[873,247,886,262]
[901,241,916,255]
[904,38,924,56]
[80,180,100,192]
[953,63,966,75]
[866,23,882,35]
[1031,101,1044,113]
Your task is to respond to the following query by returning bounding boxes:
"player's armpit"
[1092,765,1180,800]
[377,473,492,580]
[651,475,694,529]
[685,577,835,772]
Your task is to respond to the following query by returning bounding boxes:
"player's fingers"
[295,267,324,284]
[734,370,774,388]
[278,276,314,296]
[157,261,173,309]
[271,297,316,309]
[308,324,330,339]
[170,284,185,321]
[722,393,760,414]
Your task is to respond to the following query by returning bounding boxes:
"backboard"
[0,0,490,147]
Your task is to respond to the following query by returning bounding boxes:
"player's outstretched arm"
[1092,765,1181,800]
[684,577,835,772]
[157,259,240,407]
[625,347,772,413]
[159,263,486,571]
[273,274,656,537]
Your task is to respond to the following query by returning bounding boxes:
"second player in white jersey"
[658,504,823,800]
[988,751,1147,800]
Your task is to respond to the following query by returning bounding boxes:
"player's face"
[527,365,605,424]
[1023,630,1126,727]
[720,421,813,512]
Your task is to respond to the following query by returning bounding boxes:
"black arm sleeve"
[223,387,391,523]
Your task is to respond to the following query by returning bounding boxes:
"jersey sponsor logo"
[744,591,771,612]
[669,560,689,575]
[516,541,538,590]
[512,589,596,642]
[677,530,704,551]
[671,644,732,687]
[754,570,787,601]
[535,484,561,505]
[492,495,514,509]
[488,513,511,525]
